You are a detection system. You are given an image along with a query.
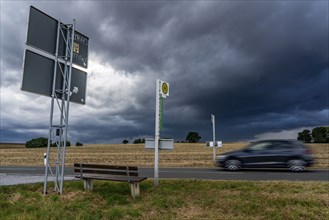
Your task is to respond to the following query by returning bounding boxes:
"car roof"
[252,139,307,147]
[255,139,295,143]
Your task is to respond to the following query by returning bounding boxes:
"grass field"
[1,180,328,219]
[0,142,328,168]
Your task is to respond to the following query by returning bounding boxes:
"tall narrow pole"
[57,25,70,195]
[211,114,216,162]
[60,20,75,195]
[154,79,160,188]
[44,19,61,195]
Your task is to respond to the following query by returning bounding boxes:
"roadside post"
[207,114,222,163]
[43,153,47,166]
[154,79,169,188]
[211,114,216,162]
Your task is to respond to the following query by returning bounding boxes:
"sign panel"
[73,32,89,68]
[145,139,174,150]
[26,6,59,56]
[206,141,223,148]
[69,67,87,104]
[22,50,61,97]
[26,6,89,68]
[206,141,215,147]
[21,50,87,104]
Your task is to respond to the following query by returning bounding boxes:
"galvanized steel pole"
[154,79,160,188]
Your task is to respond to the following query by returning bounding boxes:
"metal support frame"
[43,20,75,195]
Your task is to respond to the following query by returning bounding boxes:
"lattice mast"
[43,20,75,195]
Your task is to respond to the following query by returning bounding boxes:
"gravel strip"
[0,173,75,186]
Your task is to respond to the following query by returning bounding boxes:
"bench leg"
[84,179,93,191]
[130,182,140,198]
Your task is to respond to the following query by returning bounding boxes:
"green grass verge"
[1,180,328,219]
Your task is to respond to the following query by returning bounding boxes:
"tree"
[122,140,129,144]
[26,137,72,148]
[312,127,328,143]
[133,138,145,144]
[297,130,312,143]
[25,137,48,148]
[186,132,201,143]
[76,142,83,146]
[51,141,71,147]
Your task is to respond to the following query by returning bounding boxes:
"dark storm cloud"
[1,1,328,143]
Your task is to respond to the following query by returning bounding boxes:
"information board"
[26,6,89,68]
[21,50,87,104]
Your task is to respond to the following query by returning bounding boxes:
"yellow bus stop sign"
[162,82,168,95]
[160,81,169,98]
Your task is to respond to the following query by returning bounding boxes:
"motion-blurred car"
[215,140,314,172]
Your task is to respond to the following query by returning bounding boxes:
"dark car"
[215,140,314,172]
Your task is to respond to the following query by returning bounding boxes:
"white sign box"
[145,139,174,150]
[206,141,223,148]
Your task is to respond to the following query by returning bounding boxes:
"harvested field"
[0,143,25,149]
[0,143,328,168]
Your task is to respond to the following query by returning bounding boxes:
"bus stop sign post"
[154,79,169,188]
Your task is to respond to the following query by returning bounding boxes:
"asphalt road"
[1,166,328,182]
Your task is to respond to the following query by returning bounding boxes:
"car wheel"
[225,159,241,171]
[288,159,306,172]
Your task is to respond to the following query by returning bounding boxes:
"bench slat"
[74,168,138,176]
[74,163,137,171]
[75,175,147,183]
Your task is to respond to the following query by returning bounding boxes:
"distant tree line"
[25,137,47,148]
[297,126,329,143]
[122,138,146,144]
[25,137,83,148]
[133,138,145,144]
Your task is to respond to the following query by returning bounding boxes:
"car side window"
[249,142,271,151]
[271,142,292,150]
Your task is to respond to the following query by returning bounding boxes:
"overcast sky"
[1,0,328,144]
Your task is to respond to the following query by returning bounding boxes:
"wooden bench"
[74,163,147,198]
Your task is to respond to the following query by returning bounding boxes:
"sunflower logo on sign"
[162,82,168,95]
[160,81,169,98]
[73,43,80,53]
